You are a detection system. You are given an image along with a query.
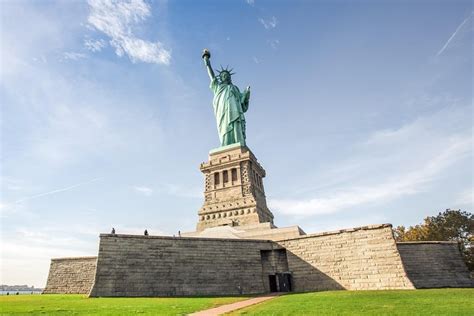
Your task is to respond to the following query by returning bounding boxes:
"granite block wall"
[277,224,415,291]
[397,242,473,288]
[43,257,97,294]
[44,225,473,296]
[89,234,276,297]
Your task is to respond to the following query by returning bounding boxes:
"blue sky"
[1,0,472,287]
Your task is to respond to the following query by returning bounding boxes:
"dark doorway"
[268,275,278,292]
[277,273,292,292]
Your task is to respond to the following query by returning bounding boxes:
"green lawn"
[230,288,474,316]
[0,294,246,315]
[1,289,473,315]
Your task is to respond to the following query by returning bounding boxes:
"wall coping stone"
[100,233,274,244]
[51,256,98,261]
[276,223,393,242]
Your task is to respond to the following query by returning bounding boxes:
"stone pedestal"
[196,143,274,231]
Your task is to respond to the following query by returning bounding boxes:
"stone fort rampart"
[44,223,473,296]
[276,224,414,291]
[89,235,277,296]
[397,241,473,288]
[43,256,97,294]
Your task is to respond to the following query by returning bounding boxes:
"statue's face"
[220,71,231,84]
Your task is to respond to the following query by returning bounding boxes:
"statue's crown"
[217,65,235,76]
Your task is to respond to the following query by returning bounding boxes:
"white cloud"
[456,188,473,207]
[84,38,106,52]
[11,178,103,205]
[246,0,255,6]
[270,106,472,216]
[133,186,153,196]
[1,222,169,286]
[1,178,104,218]
[436,13,472,56]
[160,183,201,199]
[1,226,98,286]
[2,38,143,169]
[0,1,176,287]
[114,37,170,64]
[2,177,25,191]
[63,52,87,61]
[2,57,118,166]
[259,16,278,29]
[268,39,279,49]
[87,0,171,65]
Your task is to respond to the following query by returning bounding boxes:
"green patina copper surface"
[203,49,250,147]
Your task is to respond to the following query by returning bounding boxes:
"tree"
[394,209,473,271]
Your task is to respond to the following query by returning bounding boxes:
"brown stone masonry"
[43,225,473,296]
[197,145,274,231]
[89,234,278,297]
[43,256,97,294]
[397,241,474,288]
[277,224,415,291]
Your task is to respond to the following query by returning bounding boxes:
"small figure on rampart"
[111,227,115,234]
[144,229,148,236]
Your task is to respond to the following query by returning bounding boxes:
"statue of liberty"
[202,49,250,147]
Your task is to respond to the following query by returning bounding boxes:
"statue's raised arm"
[202,49,215,81]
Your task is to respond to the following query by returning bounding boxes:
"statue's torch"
[202,49,211,60]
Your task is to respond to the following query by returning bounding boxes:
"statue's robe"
[210,77,250,146]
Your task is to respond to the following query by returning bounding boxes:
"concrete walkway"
[189,293,281,316]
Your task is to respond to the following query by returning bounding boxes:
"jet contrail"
[13,177,103,204]
[436,13,472,56]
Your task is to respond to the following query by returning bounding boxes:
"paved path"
[189,293,281,316]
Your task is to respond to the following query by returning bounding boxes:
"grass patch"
[0,294,247,315]
[229,288,474,316]
[2,289,472,315]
